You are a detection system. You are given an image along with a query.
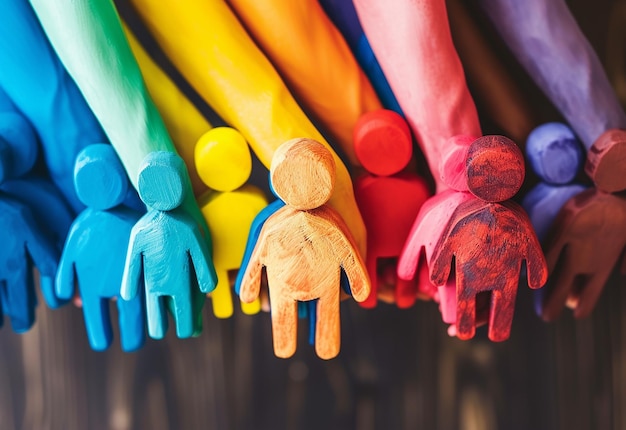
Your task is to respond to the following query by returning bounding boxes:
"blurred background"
[2,1,626,429]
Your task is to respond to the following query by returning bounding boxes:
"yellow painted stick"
[129,0,367,255]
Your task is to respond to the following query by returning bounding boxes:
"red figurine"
[353,110,430,308]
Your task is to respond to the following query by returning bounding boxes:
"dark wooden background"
[2,1,626,429]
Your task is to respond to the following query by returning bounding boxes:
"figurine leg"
[117,295,145,352]
[359,254,378,308]
[4,269,37,333]
[171,287,193,338]
[488,287,516,342]
[82,296,113,351]
[315,291,341,360]
[456,274,476,340]
[209,269,233,319]
[145,292,168,339]
[572,267,613,319]
[269,289,298,358]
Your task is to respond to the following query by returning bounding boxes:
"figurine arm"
[120,231,144,301]
[523,224,549,290]
[397,215,428,281]
[239,232,267,304]
[235,199,285,295]
[188,226,218,294]
[429,239,455,287]
[55,225,80,300]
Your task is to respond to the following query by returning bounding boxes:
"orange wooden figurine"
[239,138,370,359]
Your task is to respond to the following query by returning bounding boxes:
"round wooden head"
[466,135,525,202]
[353,109,412,176]
[74,144,128,210]
[270,138,335,210]
[585,129,626,193]
[194,127,252,192]
[138,151,187,211]
[0,112,38,183]
[526,122,583,185]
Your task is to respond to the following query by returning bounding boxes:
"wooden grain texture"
[2,1,626,429]
[240,139,369,359]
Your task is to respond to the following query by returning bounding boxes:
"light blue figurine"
[121,151,216,339]
[55,144,145,351]
[522,122,588,316]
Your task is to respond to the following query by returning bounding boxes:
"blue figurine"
[56,144,145,351]
[121,151,216,339]
[0,195,58,332]
[0,88,73,322]
[522,122,587,242]
[521,122,587,316]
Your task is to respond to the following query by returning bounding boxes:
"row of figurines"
[2,105,618,360]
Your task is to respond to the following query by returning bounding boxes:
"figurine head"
[138,151,188,211]
[466,135,525,202]
[74,144,129,210]
[0,111,38,184]
[526,122,583,185]
[194,127,252,192]
[270,138,335,210]
[353,109,412,176]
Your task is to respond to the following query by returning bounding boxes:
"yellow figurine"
[195,127,267,318]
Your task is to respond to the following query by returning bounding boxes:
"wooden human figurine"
[121,151,217,339]
[428,136,548,341]
[56,145,145,351]
[540,184,626,322]
[239,138,370,359]
[0,92,73,328]
[195,127,267,318]
[353,110,430,308]
[521,123,588,317]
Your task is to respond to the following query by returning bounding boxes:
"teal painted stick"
[29,0,210,231]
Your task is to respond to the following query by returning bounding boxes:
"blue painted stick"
[56,145,145,351]
[0,0,106,211]
[318,0,402,113]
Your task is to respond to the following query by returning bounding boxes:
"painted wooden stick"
[478,0,626,192]
[195,127,266,318]
[316,0,403,113]
[56,145,145,351]
[127,0,367,255]
[240,138,370,359]
[353,110,430,308]
[353,0,482,191]
[227,0,383,166]
[0,0,106,211]
[122,23,212,197]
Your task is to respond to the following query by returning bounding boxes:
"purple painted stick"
[478,0,626,149]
